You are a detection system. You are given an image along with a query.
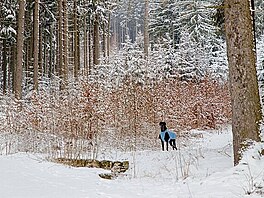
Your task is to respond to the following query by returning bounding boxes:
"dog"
[159,122,177,151]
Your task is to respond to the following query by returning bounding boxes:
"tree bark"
[15,0,26,99]
[250,0,256,51]
[224,0,262,165]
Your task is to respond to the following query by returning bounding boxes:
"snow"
[0,126,263,198]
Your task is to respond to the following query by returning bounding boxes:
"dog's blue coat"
[168,131,176,139]
[160,130,176,141]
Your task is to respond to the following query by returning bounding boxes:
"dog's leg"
[173,139,177,150]
[161,140,164,151]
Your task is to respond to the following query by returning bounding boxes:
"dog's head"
[159,122,167,132]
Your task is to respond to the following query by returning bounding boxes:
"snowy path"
[0,128,263,198]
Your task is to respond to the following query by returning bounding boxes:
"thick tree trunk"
[224,0,262,165]
[15,0,26,99]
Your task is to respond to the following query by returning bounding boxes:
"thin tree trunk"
[2,39,7,94]
[144,0,149,58]
[93,14,100,66]
[15,0,26,99]
[107,12,111,59]
[40,26,44,76]
[102,22,106,58]
[74,0,79,77]
[10,44,16,92]
[88,17,92,74]
[58,0,63,78]
[49,24,53,78]
[84,15,88,76]
[224,0,262,165]
[42,26,46,76]
[33,0,39,91]
[24,0,32,90]
[63,0,68,83]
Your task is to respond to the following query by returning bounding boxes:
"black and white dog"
[159,122,177,151]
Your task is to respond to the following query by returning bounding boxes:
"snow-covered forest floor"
[0,125,263,198]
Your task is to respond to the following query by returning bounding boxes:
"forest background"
[0,0,264,159]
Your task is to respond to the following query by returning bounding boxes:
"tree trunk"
[10,44,16,92]
[144,0,149,58]
[58,0,63,78]
[88,17,92,74]
[107,12,111,59]
[33,0,39,91]
[40,26,44,76]
[24,0,33,90]
[84,15,88,76]
[15,0,26,99]
[102,22,106,58]
[2,39,7,94]
[224,0,262,165]
[63,0,68,83]
[73,0,79,77]
[93,14,100,66]
[49,24,54,78]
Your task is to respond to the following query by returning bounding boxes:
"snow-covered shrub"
[0,75,231,156]
[0,80,105,159]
